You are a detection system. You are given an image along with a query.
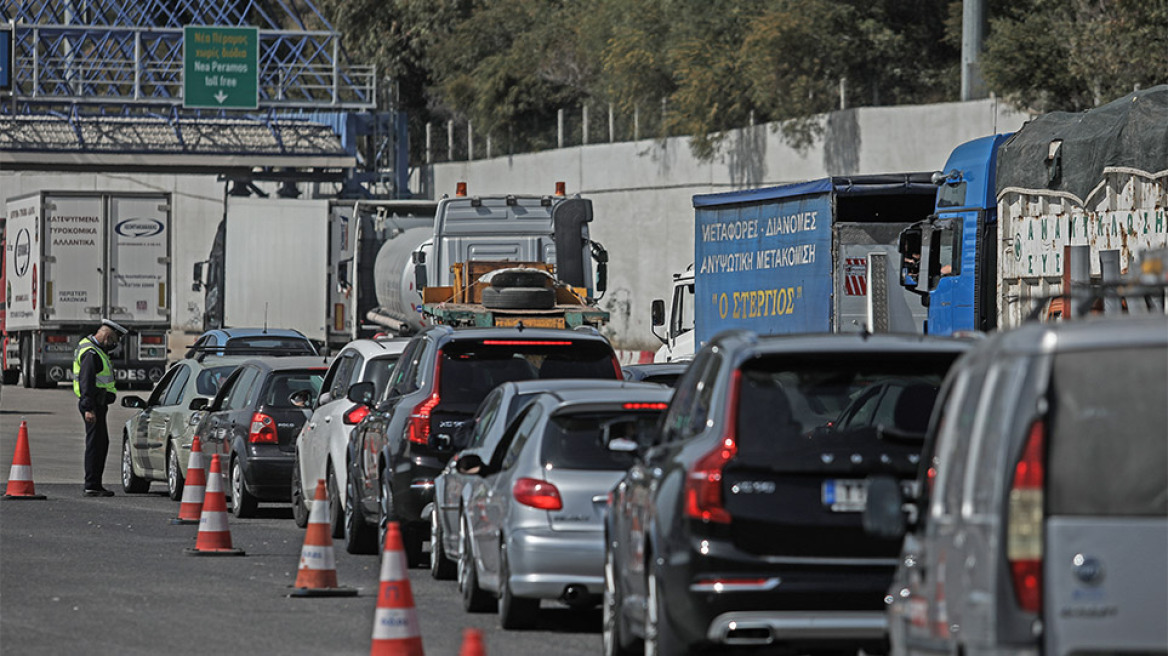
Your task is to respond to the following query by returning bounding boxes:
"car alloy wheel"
[344,472,376,555]
[230,456,257,518]
[167,446,185,501]
[603,545,637,656]
[291,457,309,528]
[122,437,149,493]
[326,464,344,539]
[458,514,493,613]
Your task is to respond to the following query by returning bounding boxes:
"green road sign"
[183,26,259,110]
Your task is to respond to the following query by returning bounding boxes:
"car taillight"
[684,370,740,524]
[344,404,370,425]
[623,402,669,410]
[408,352,442,445]
[611,355,623,379]
[248,412,278,444]
[1007,418,1045,614]
[513,477,563,510]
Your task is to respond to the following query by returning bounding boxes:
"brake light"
[344,404,370,425]
[141,335,165,345]
[408,353,442,445]
[480,340,572,346]
[1007,418,1045,614]
[47,335,69,344]
[623,402,668,410]
[684,370,740,524]
[513,477,563,510]
[248,412,278,444]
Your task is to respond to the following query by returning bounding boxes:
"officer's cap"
[100,319,130,336]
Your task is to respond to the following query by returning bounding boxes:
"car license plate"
[822,478,867,512]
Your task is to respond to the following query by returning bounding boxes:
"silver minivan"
[867,315,1168,656]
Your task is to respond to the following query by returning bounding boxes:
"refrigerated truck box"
[4,191,171,388]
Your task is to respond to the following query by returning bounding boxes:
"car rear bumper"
[706,610,887,647]
[243,454,294,501]
[506,527,604,600]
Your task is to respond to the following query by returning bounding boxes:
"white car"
[292,337,410,534]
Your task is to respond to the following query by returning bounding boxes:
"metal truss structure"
[1,0,395,187]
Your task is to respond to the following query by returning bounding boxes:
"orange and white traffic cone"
[184,454,245,556]
[171,436,206,525]
[370,521,425,656]
[459,628,485,656]
[290,479,358,597]
[4,420,46,500]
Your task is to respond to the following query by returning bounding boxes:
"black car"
[193,356,329,518]
[603,330,970,656]
[343,325,623,562]
[620,362,690,387]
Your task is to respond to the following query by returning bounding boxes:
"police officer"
[74,318,129,497]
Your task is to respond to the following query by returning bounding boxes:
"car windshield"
[736,352,957,466]
[541,410,664,470]
[263,370,326,408]
[195,364,241,396]
[439,340,617,406]
[365,355,402,397]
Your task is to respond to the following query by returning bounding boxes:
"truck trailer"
[195,197,438,352]
[901,85,1168,332]
[4,191,172,388]
[654,174,938,357]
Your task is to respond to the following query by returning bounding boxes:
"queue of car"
[116,313,1167,656]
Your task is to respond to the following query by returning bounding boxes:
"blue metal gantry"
[0,1,405,195]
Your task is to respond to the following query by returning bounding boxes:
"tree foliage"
[981,0,1168,113]
[318,0,1165,160]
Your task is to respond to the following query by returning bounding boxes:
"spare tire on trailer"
[487,269,551,289]
[481,286,556,310]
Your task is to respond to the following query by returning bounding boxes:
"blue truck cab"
[900,133,1012,334]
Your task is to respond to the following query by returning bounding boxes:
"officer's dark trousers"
[81,403,109,490]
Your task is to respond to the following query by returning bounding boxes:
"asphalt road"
[1,384,603,655]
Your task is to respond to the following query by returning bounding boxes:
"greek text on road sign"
[183,26,258,109]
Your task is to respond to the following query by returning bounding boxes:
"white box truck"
[195,197,437,352]
[4,191,172,388]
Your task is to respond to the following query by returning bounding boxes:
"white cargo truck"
[4,191,172,388]
[195,197,437,352]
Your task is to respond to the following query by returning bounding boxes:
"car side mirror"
[651,299,665,327]
[347,381,375,406]
[188,397,210,411]
[456,453,486,476]
[121,395,147,409]
[862,475,907,540]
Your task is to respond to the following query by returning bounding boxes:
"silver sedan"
[454,383,672,630]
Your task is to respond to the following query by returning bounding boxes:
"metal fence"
[420,99,672,164]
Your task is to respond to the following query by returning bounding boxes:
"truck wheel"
[481,286,555,310]
[1,368,18,385]
[489,270,549,288]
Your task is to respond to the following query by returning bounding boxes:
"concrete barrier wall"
[2,98,1031,352]
[432,98,1031,349]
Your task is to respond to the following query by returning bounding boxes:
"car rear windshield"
[224,337,315,355]
[439,340,618,406]
[196,364,240,396]
[736,352,956,466]
[1049,346,1168,516]
[263,370,326,408]
[541,410,663,470]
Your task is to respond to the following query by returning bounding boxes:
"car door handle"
[324,416,331,423]
[309,423,317,429]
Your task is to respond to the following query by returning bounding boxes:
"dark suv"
[344,326,622,561]
[603,330,969,656]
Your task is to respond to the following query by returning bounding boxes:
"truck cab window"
[670,283,695,338]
